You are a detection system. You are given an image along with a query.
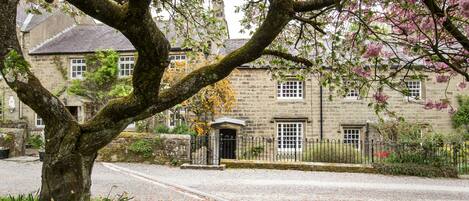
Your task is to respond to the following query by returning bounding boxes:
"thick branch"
[263,49,314,66]
[293,0,340,12]
[66,0,126,28]
[423,0,469,52]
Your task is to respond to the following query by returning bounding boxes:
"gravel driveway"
[1,159,469,201]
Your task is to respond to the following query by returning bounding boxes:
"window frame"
[169,54,187,69]
[166,109,185,129]
[345,89,360,100]
[342,127,361,149]
[277,80,304,100]
[118,56,135,77]
[405,80,422,101]
[35,114,45,128]
[70,58,87,80]
[277,122,303,152]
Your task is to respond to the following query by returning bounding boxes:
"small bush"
[452,96,469,133]
[154,125,170,134]
[373,163,458,178]
[170,123,196,135]
[128,139,153,158]
[302,143,362,163]
[27,135,44,149]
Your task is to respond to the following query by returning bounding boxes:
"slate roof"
[29,21,187,55]
[29,24,136,55]
[220,38,248,55]
[16,1,56,32]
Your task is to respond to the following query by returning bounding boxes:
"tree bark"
[40,151,97,201]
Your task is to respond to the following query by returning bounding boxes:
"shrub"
[128,139,153,158]
[373,163,458,178]
[170,123,196,135]
[27,135,44,150]
[302,143,362,163]
[452,96,469,134]
[154,124,170,134]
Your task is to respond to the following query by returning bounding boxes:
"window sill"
[277,97,305,101]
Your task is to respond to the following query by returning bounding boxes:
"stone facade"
[4,2,468,146]
[219,67,468,141]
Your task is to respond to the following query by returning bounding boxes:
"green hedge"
[373,163,458,178]
[302,143,362,163]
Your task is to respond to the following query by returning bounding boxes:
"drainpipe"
[319,79,324,140]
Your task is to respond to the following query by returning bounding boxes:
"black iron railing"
[189,136,469,175]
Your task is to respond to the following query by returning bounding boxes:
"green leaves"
[3,49,30,74]
[452,96,469,130]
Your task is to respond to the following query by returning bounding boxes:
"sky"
[224,1,249,39]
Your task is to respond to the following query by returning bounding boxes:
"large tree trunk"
[40,150,97,201]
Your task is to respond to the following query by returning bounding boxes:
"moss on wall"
[97,132,190,166]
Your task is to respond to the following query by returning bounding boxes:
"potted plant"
[0,134,14,159]
[28,134,45,161]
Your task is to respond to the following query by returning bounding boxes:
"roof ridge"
[29,24,77,54]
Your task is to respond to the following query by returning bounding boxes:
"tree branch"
[293,0,340,12]
[422,0,469,52]
[0,0,77,134]
[263,49,314,66]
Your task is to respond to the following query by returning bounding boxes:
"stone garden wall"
[0,121,28,157]
[97,132,191,166]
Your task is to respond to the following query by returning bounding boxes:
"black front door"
[219,129,236,159]
[66,106,79,121]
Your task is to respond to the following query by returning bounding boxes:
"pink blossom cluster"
[458,81,467,90]
[363,43,383,58]
[373,92,389,104]
[353,67,372,77]
[424,100,449,110]
[460,0,469,18]
[436,74,450,83]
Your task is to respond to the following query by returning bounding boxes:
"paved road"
[1,160,469,201]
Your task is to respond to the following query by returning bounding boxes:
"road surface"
[1,159,469,201]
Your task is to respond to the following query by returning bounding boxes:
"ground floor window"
[277,122,303,152]
[343,128,361,148]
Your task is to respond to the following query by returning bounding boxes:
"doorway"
[66,106,79,121]
[219,129,236,159]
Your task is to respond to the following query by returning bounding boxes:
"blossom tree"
[0,0,339,200]
[242,0,468,115]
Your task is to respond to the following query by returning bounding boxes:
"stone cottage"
[3,1,468,156]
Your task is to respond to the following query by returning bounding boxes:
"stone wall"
[97,132,191,166]
[0,121,28,157]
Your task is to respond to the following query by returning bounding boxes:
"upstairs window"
[277,81,303,100]
[35,114,45,128]
[345,89,360,100]
[169,54,187,68]
[70,59,86,79]
[405,80,421,100]
[277,122,303,152]
[118,56,135,77]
